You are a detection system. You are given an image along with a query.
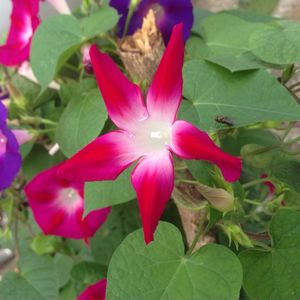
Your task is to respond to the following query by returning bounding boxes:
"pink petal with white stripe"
[146,23,184,125]
[25,165,110,239]
[77,279,107,300]
[131,150,174,244]
[90,45,148,131]
[58,130,141,182]
[170,120,242,182]
[0,0,40,66]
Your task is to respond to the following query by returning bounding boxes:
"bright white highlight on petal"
[132,118,171,155]
[20,15,33,44]
[0,130,7,156]
[56,187,82,212]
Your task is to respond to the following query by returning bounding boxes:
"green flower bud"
[220,222,253,249]
[196,183,235,212]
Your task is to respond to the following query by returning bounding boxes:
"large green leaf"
[271,159,300,193]
[192,8,213,36]
[22,145,64,181]
[31,7,118,90]
[107,222,242,300]
[31,15,82,90]
[239,209,300,300]
[201,14,264,71]
[181,60,300,131]
[91,202,141,266]
[71,261,106,284]
[59,78,97,104]
[0,246,59,300]
[56,89,107,157]
[84,167,135,215]
[250,21,300,64]
[54,254,74,288]
[185,37,209,61]
[0,273,42,300]
[81,6,118,38]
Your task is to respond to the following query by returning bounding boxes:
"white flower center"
[0,130,7,156]
[132,118,171,155]
[56,187,82,212]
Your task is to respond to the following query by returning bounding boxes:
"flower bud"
[11,129,33,145]
[196,183,235,212]
[220,222,253,249]
[81,44,93,74]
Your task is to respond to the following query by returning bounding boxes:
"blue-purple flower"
[0,102,22,191]
[110,0,193,43]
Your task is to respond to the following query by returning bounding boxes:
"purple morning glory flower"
[110,0,193,43]
[0,102,22,191]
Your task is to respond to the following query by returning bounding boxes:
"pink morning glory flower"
[77,279,107,300]
[59,24,242,244]
[24,164,111,239]
[110,0,193,42]
[0,0,71,67]
[0,0,40,66]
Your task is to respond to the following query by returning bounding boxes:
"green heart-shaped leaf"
[181,60,300,131]
[107,222,242,300]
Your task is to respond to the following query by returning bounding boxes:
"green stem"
[13,217,20,258]
[281,148,300,156]
[242,177,271,189]
[282,122,296,141]
[252,240,272,251]
[242,136,300,157]
[178,179,199,185]
[284,135,300,145]
[64,63,79,73]
[123,0,140,37]
[21,116,58,126]
[186,209,209,256]
[244,199,262,206]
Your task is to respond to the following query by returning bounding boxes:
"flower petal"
[131,150,174,244]
[170,120,242,182]
[90,45,148,131]
[109,0,130,37]
[11,129,33,145]
[0,102,22,191]
[110,0,193,43]
[0,0,40,66]
[25,165,110,239]
[0,127,22,191]
[146,23,184,125]
[129,0,193,43]
[58,130,140,182]
[77,279,107,300]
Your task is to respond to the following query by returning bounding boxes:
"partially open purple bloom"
[0,102,22,191]
[110,0,193,43]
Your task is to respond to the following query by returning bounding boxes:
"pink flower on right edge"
[59,24,242,244]
[77,279,107,300]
